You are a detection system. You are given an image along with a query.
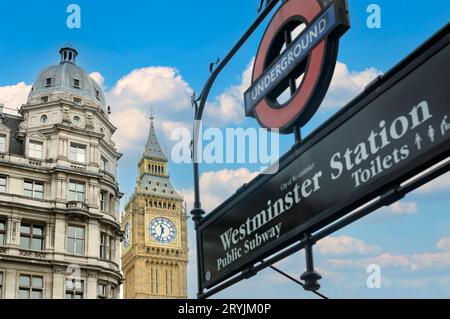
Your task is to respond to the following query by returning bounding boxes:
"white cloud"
[107,66,194,152]
[182,168,258,212]
[111,107,149,152]
[394,275,450,289]
[328,251,450,271]
[384,201,418,215]
[204,59,254,127]
[321,62,382,109]
[109,66,192,110]
[0,82,31,114]
[61,59,384,157]
[328,253,409,269]
[437,237,450,251]
[107,61,255,153]
[416,172,450,194]
[161,120,191,140]
[316,236,382,255]
[89,72,105,88]
[410,252,450,271]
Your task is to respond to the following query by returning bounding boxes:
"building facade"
[121,116,188,299]
[0,47,123,299]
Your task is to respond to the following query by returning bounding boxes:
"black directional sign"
[198,27,450,291]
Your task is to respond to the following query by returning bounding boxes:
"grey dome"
[28,47,106,110]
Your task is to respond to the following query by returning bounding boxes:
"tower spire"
[143,107,167,161]
[149,105,154,121]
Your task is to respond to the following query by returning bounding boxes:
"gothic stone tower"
[121,116,188,299]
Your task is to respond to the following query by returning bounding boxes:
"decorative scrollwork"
[191,92,198,108]
[209,58,221,73]
[67,201,89,211]
[19,249,46,259]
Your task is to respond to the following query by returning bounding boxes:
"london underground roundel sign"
[244,0,350,133]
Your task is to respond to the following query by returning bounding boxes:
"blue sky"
[0,0,449,299]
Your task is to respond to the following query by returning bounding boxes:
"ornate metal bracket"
[209,58,221,74]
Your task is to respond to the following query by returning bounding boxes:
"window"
[69,181,85,202]
[166,270,169,295]
[150,268,154,294]
[24,180,44,199]
[0,176,6,193]
[41,96,49,103]
[99,191,106,211]
[67,225,85,255]
[109,237,116,261]
[109,195,115,214]
[150,268,159,294]
[20,223,44,251]
[45,78,52,87]
[73,116,81,125]
[0,220,5,246]
[97,283,107,299]
[73,79,80,88]
[170,269,173,295]
[100,156,108,172]
[0,272,3,298]
[74,98,82,105]
[0,135,6,153]
[29,141,43,159]
[100,233,115,261]
[155,269,158,293]
[100,232,107,259]
[65,279,84,299]
[96,89,100,100]
[40,115,48,124]
[19,275,43,299]
[69,143,86,163]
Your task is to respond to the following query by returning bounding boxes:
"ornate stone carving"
[19,250,46,259]
[85,112,95,131]
[67,201,89,211]
[19,112,29,130]
[53,267,66,274]
[62,106,71,124]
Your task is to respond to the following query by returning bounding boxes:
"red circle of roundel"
[252,0,326,132]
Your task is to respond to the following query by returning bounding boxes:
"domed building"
[0,47,122,299]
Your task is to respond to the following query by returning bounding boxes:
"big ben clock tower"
[121,114,188,299]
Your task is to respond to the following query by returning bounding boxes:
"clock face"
[148,217,177,244]
[123,222,131,249]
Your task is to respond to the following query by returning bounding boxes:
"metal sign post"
[190,0,282,299]
[191,0,449,299]
[198,31,450,291]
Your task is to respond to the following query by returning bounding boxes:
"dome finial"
[59,46,78,65]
